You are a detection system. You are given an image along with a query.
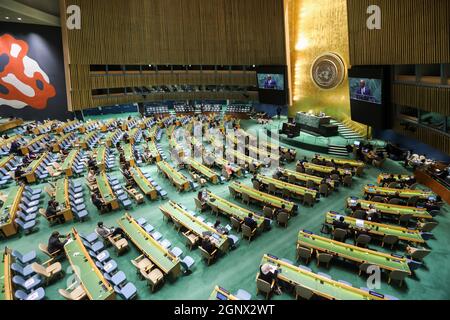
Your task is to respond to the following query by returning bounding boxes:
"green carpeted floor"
[2,117,449,300]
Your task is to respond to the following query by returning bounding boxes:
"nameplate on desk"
[218,287,230,295]
[369,291,384,299]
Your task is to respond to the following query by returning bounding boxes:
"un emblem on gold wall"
[310,52,346,90]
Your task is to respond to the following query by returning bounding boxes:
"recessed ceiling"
[0,0,60,26]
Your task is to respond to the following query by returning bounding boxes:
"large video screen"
[349,78,382,104]
[257,74,285,91]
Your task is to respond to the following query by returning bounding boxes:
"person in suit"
[333,216,349,231]
[264,75,278,89]
[244,213,258,231]
[355,80,372,99]
[48,231,69,255]
[258,263,282,295]
[201,236,215,255]
[95,222,125,239]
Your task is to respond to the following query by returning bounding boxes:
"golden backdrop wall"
[286,0,365,135]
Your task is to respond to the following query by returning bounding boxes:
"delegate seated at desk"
[92,192,111,212]
[244,213,258,232]
[46,200,64,224]
[259,263,282,295]
[48,231,69,255]
[96,221,125,239]
[201,236,216,255]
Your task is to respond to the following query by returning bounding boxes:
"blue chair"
[144,224,154,234]
[95,250,111,263]
[170,247,183,258]
[15,287,45,300]
[318,272,332,280]
[114,282,137,300]
[111,271,127,287]
[160,239,172,249]
[15,218,36,234]
[103,260,118,275]
[18,211,37,222]
[80,232,98,244]
[136,218,146,226]
[298,265,312,272]
[74,209,89,221]
[11,263,35,277]
[13,274,42,291]
[12,250,37,265]
[151,231,162,241]
[281,258,294,265]
[338,280,352,286]
[234,289,252,300]
[180,256,195,274]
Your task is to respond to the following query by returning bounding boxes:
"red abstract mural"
[0,34,56,109]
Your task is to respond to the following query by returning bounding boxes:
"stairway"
[328,145,349,157]
[330,120,364,140]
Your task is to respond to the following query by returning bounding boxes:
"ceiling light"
[5,17,10,19]
[17,17,22,21]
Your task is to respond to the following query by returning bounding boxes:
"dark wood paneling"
[393,84,450,116]
[393,123,450,156]
[60,0,284,110]
[62,0,286,66]
[347,0,450,65]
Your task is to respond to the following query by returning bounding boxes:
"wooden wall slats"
[393,84,450,116]
[347,0,450,65]
[393,122,450,156]
[62,0,285,65]
[60,0,284,110]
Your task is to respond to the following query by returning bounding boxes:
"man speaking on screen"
[264,75,278,89]
[355,79,372,99]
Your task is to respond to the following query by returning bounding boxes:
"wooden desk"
[415,169,450,204]
[261,254,390,300]
[64,229,115,300]
[23,152,48,184]
[0,249,13,300]
[256,174,318,200]
[377,173,415,185]
[32,121,54,135]
[160,201,229,252]
[346,197,432,220]
[325,212,425,244]
[54,178,74,222]
[118,214,181,278]
[61,150,80,177]
[364,185,434,201]
[95,146,107,171]
[297,230,411,274]
[95,173,119,210]
[0,118,23,133]
[205,192,265,231]
[20,134,48,155]
[316,156,365,168]
[278,168,336,189]
[226,150,262,170]
[123,144,136,167]
[53,132,74,152]
[157,161,190,192]
[129,166,158,200]
[0,186,24,237]
[209,286,239,300]
[184,157,219,184]
[229,182,296,214]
